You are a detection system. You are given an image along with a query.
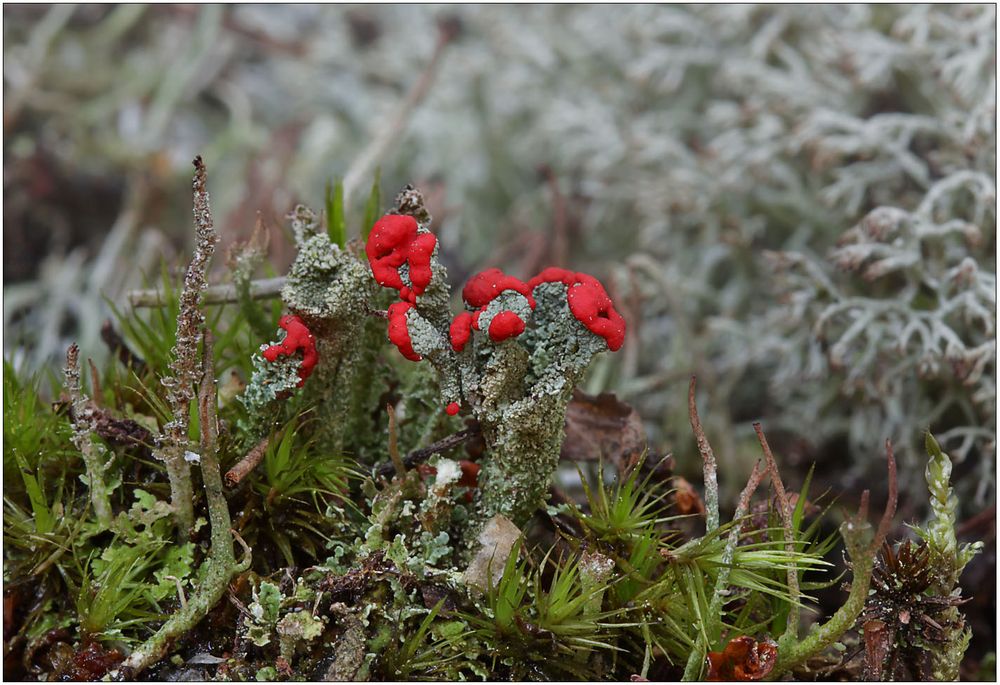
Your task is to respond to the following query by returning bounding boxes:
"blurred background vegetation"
[3,3,994,631]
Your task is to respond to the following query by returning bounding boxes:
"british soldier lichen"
[364,187,626,531]
[241,204,389,454]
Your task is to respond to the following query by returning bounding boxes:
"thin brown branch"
[956,504,996,538]
[538,164,568,266]
[375,425,482,479]
[224,436,271,488]
[735,459,767,520]
[753,421,801,643]
[689,375,719,531]
[872,439,898,553]
[87,358,102,407]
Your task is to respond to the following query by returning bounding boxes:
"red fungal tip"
[566,278,626,351]
[446,401,461,416]
[449,311,475,352]
[387,301,421,361]
[527,266,578,291]
[488,310,526,342]
[262,314,318,387]
[528,267,626,351]
[365,214,437,298]
[462,268,536,309]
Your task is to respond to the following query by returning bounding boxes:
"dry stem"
[128,276,286,308]
[688,376,719,531]
[342,18,458,207]
[224,435,271,488]
[753,421,801,645]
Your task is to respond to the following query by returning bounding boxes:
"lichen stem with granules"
[770,442,898,678]
[64,343,114,529]
[115,330,251,679]
[152,155,218,538]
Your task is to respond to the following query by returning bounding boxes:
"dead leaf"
[462,515,522,591]
[706,636,778,681]
[561,389,647,472]
[671,476,706,516]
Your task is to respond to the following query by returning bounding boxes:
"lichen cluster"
[3,164,988,681]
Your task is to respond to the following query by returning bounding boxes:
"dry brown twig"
[224,435,271,488]
[753,421,802,645]
[873,438,898,553]
[688,375,720,531]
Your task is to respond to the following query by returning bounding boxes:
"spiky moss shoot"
[912,432,984,681]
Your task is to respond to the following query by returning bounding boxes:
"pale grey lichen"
[240,345,302,419]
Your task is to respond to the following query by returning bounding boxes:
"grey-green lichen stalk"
[64,343,114,529]
[153,155,218,539]
[238,204,386,454]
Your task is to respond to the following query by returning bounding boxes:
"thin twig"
[539,164,568,266]
[753,421,801,645]
[129,276,286,308]
[87,358,102,407]
[956,504,996,537]
[872,439,898,553]
[375,425,481,479]
[224,436,271,488]
[342,19,458,207]
[688,376,719,532]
